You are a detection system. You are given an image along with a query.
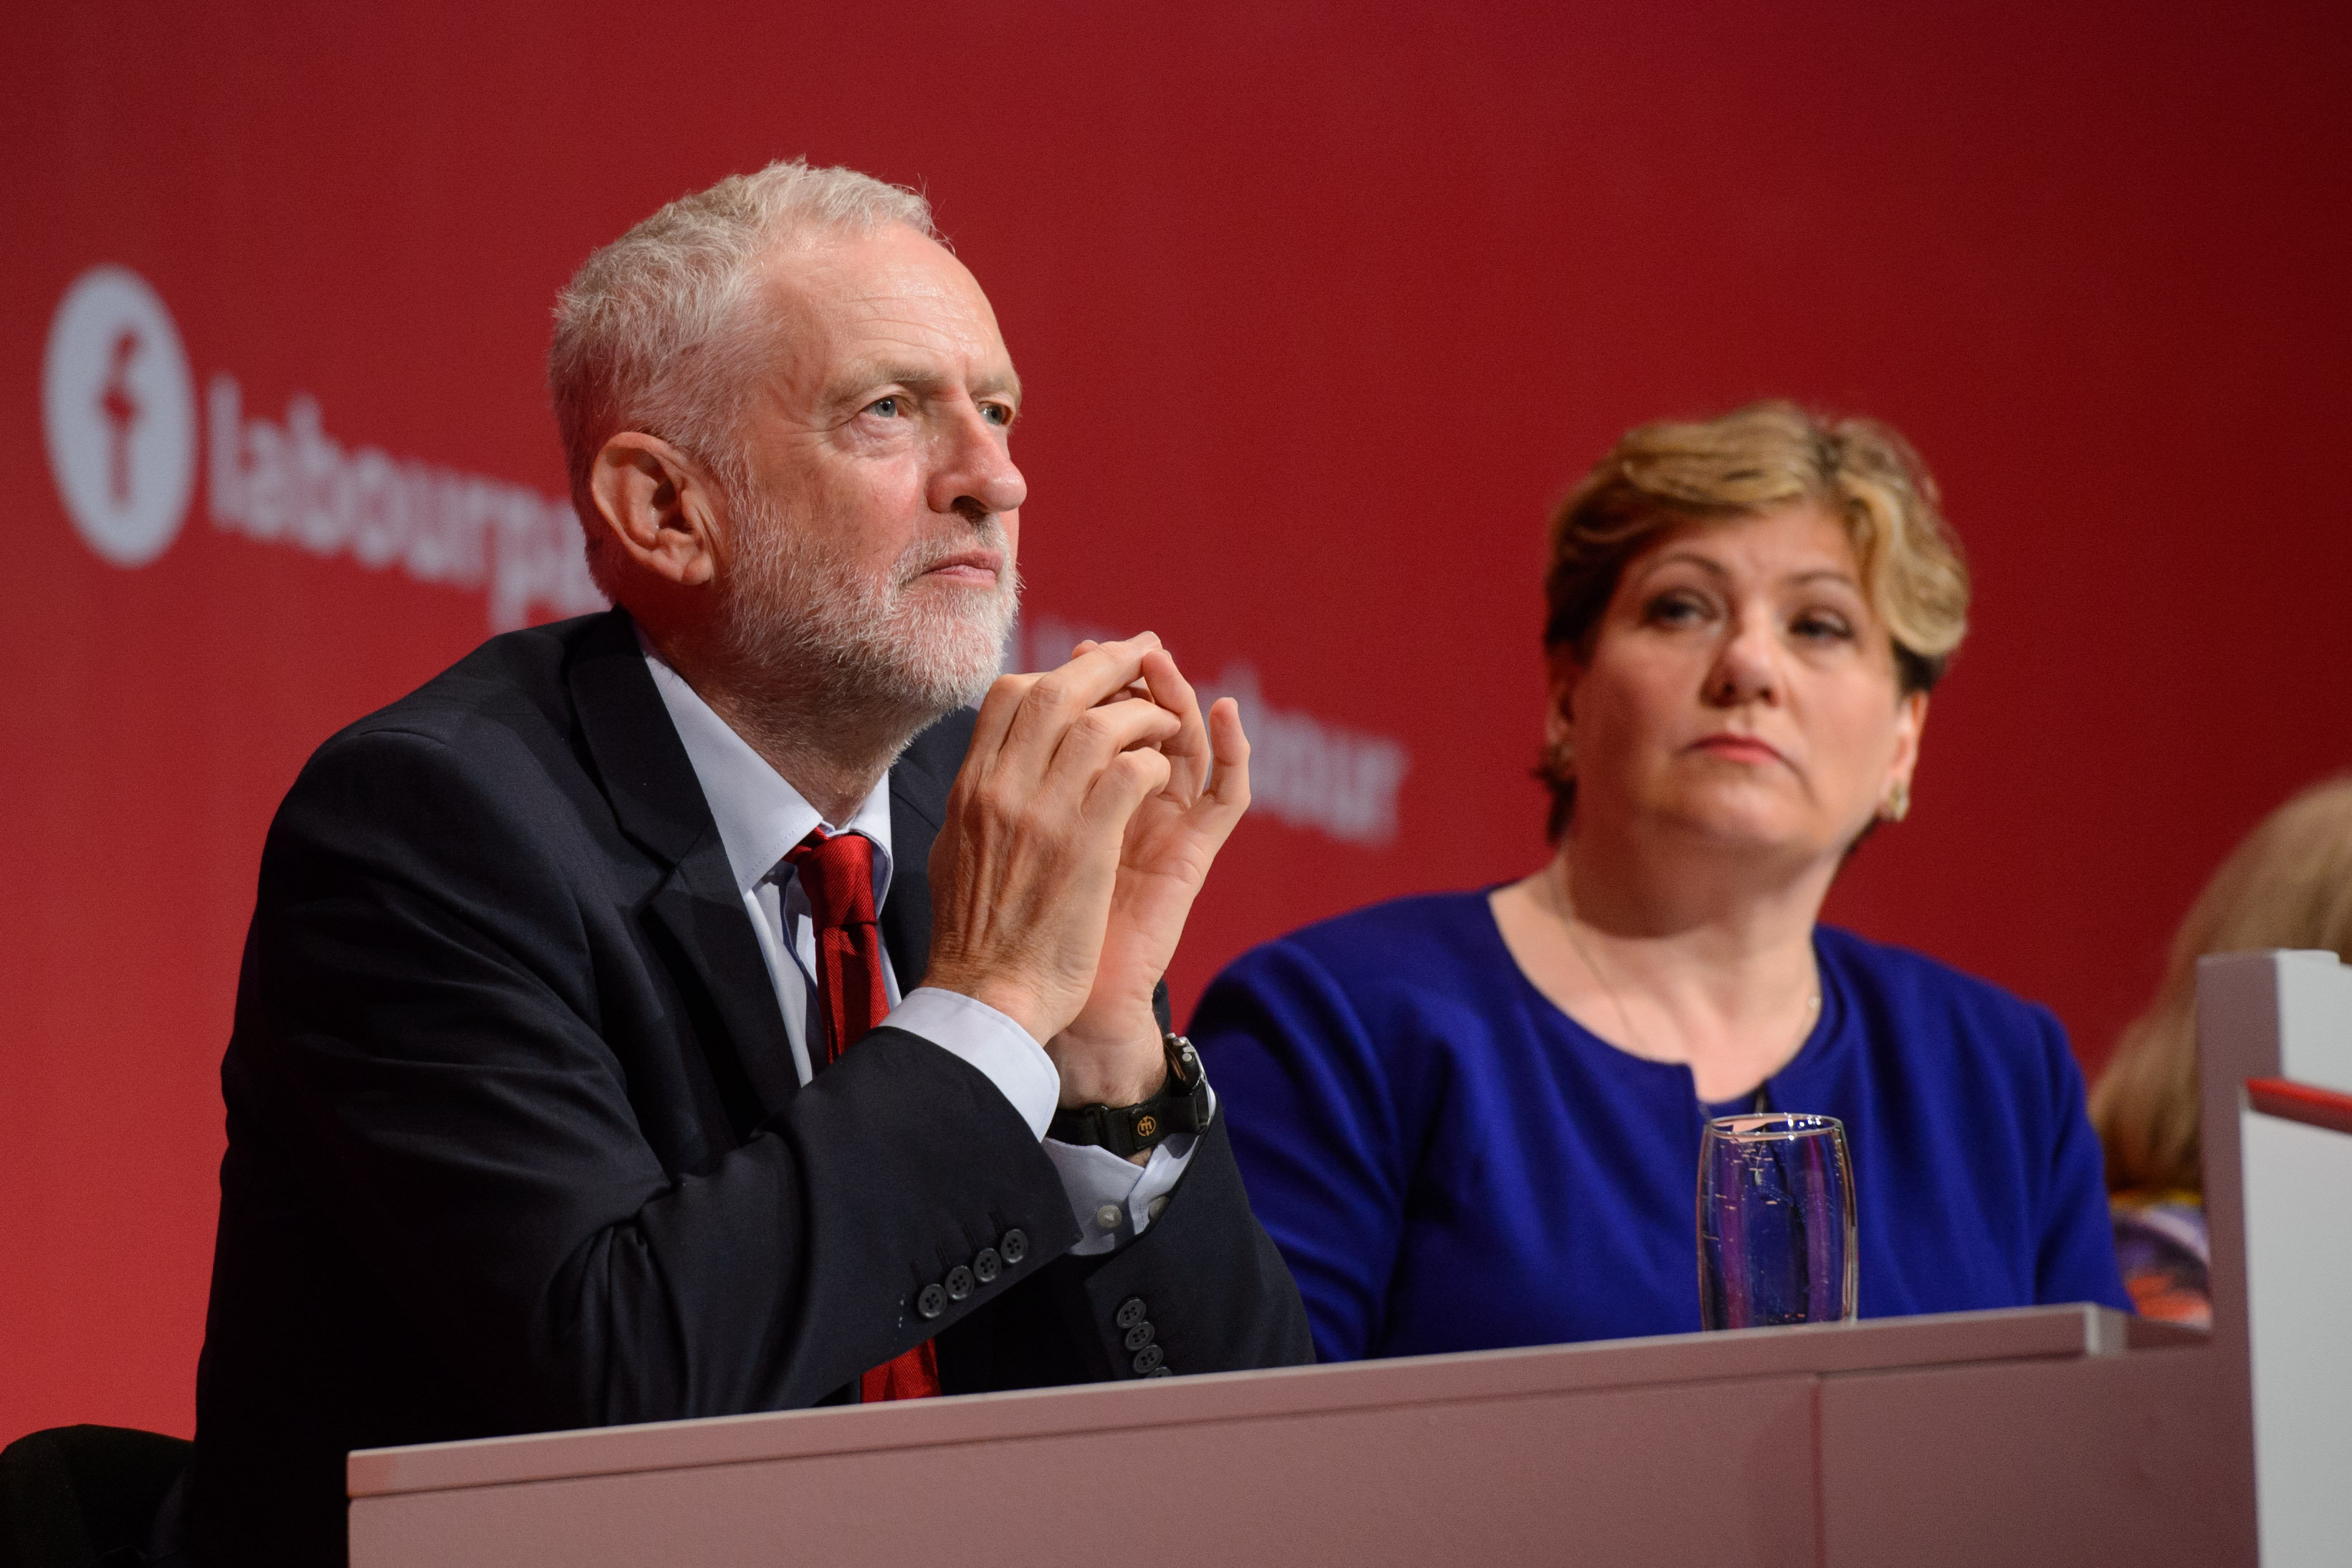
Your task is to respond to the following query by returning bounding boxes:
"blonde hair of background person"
[2091,776,2352,1195]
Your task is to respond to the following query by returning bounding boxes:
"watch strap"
[1047,1034,1211,1157]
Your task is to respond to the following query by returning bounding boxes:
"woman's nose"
[1706,616,1780,707]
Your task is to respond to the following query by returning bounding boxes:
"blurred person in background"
[1192,401,2131,1362]
[2091,776,2352,1329]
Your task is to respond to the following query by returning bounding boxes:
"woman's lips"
[1690,733,1787,766]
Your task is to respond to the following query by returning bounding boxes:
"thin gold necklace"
[1541,861,1820,1088]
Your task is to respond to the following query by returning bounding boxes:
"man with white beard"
[181,161,1314,1568]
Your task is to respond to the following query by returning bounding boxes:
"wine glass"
[1698,1113,1857,1330]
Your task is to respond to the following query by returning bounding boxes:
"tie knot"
[783,829,878,931]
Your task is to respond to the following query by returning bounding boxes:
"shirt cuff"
[887,986,1060,1140]
[1043,1079,1216,1256]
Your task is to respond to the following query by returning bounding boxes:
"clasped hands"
[924,632,1249,1116]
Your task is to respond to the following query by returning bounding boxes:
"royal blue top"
[1190,891,2131,1362]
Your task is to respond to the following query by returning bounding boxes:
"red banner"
[6,1,2351,1442]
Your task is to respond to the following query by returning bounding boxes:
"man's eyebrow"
[823,363,1023,409]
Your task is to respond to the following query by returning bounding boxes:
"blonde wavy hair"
[2091,777,2352,1194]
[1539,400,1971,833]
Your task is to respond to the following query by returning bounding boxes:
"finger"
[1197,696,1253,823]
[995,633,1163,790]
[1137,648,1210,803]
[962,670,1043,779]
[1083,744,1175,833]
[1041,695,1182,806]
[1070,641,1151,707]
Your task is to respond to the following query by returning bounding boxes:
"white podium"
[2200,949,2352,1567]
[345,950,2352,1567]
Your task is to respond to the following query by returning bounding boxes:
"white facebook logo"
[42,265,197,568]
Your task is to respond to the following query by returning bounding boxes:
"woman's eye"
[1791,613,1855,642]
[1645,592,1710,626]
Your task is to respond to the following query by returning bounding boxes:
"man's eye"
[866,396,902,419]
[983,403,1012,427]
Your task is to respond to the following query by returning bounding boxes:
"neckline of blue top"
[1469,885,1850,1110]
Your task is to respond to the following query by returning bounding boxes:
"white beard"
[717,490,1020,733]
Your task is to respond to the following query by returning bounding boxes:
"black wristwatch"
[1048,1033,1213,1157]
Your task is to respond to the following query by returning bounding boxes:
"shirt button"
[917,1283,947,1320]
[972,1247,1002,1283]
[1147,1194,1170,1223]
[1115,1297,1147,1330]
[945,1266,975,1301]
[1094,1204,1124,1232]
[1000,1228,1028,1264]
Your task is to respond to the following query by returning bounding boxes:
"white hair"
[547,159,937,583]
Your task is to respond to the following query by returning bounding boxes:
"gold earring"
[1883,780,1911,822]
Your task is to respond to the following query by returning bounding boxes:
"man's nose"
[929,404,1026,521]
[1705,612,1781,707]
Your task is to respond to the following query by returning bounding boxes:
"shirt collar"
[638,636,895,905]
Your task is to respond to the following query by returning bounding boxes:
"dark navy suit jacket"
[189,609,1310,1565]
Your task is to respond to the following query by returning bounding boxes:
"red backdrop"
[6,1,2349,1443]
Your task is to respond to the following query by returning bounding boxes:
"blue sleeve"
[2030,1008,2134,1313]
[1189,940,1407,1363]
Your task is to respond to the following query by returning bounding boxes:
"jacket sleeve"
[934,1109,1315,1391]
[232,722,1081,1433]
[1187,940,1410,1362]
[2028,1008,2136,1313]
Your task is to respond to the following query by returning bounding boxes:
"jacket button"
[973,1247,1002,1283]
[1131,1344,1165,1375]
[1115,1296,1147,1330]
[1000,1229,1028,1265]
[917,1283,948,1320]
[1144,1366,1172,1378]
[945,1266,976,1301]
[1123,1321,1155,1352]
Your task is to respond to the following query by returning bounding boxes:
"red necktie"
[783,828,942,1403]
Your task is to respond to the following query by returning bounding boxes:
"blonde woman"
[1193,402,2131,1359]
[2093,778,2352,1328]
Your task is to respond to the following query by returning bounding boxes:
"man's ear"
[586,432,722,588]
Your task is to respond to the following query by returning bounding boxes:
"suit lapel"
[568,610,801,1127]
[880,707,970,992]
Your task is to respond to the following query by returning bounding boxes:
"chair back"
[0,1425,191,1568]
